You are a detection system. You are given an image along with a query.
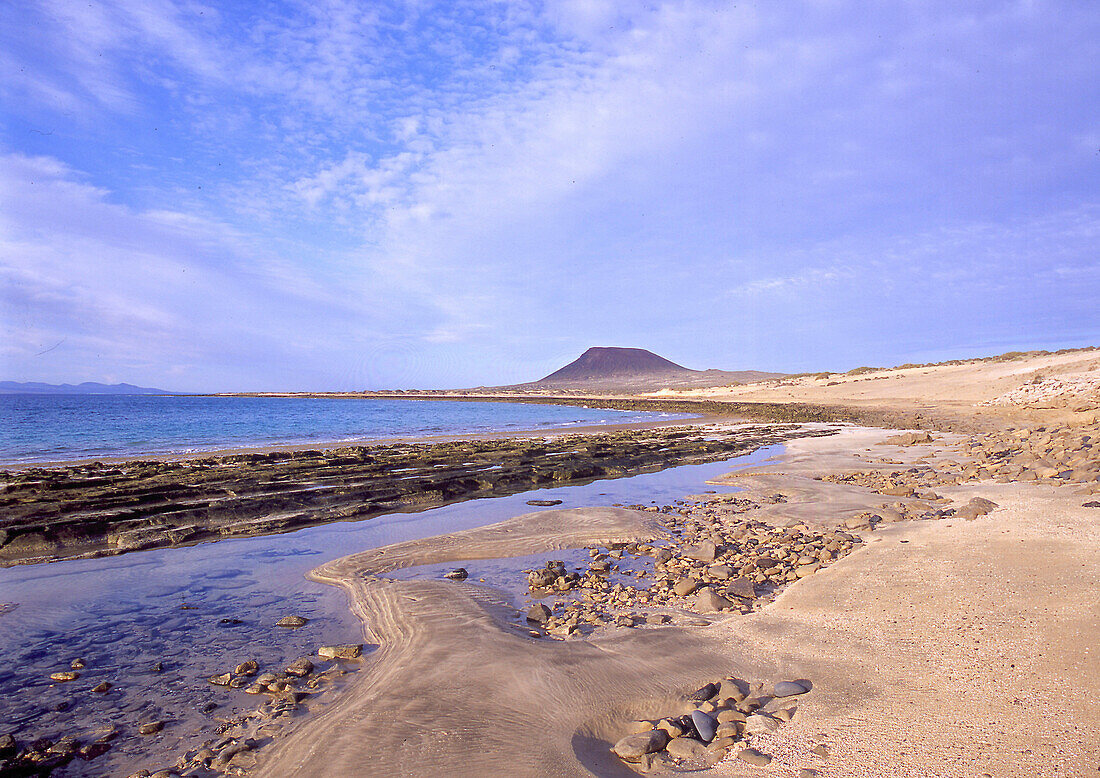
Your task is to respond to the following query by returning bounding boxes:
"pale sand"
[654,348,1100,427]
[254,427,1099,777]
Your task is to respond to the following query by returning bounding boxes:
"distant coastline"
[0,380,174,395]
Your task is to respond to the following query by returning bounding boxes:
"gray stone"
[744,714,780,735]
[443,568,468,580]
[666,736,709,759]
[526,603,552,623]
[955,497,998,519]
[525,499,563,507]
[695,587,734,612]
[276,615,308,628]
[673,577,699,596]
[685,541,718,562]
[738,748,772,766]
[719,677,747,700]
[773,679,811,697]
[286,658,314,677]
[610,729,669,761]
[725,576,756,599]
[691,710,718,743]
[687,682,718,701]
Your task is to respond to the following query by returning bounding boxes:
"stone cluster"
[952,425,1099,486]
[610,676,815,770]
[821,425,1099,522]
[834,425,1099,490]
[522,495,861,637]
[120,644,365,777]
[1,639,365,778]
[0,728,117,774]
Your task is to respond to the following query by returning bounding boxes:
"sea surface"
[0,394,687,465]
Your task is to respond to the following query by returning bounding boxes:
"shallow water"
[0,444,781,775]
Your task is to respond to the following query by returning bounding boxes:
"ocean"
[0,394,686,465]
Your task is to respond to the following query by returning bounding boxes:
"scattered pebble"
[276,615,309,628]
[317,644,363,660]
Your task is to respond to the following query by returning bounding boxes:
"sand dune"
[656,348,1100,426]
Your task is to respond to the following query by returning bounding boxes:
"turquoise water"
[0,395,686,465]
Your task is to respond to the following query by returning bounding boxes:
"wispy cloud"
[2,0,1097,387]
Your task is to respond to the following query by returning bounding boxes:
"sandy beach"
[7,2,1097,774]
[2,350,1097,777]
[248,350,1099,777]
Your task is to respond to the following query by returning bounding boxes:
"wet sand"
[254,426,1099,777]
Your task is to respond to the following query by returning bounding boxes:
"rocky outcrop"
[0,424,834,566]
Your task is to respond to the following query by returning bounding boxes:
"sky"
[1,0,1098,391]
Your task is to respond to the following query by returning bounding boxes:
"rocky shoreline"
[0,422,833,567]
[4,414,1097,776]
[0,638,366,778]
[234,419,1098,777]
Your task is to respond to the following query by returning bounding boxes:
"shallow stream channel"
[0,444,783,776]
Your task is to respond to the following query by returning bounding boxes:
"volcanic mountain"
[509,347,784,392]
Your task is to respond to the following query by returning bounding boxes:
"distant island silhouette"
[0,381,173,395]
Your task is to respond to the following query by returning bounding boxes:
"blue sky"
[1,0,1097,391]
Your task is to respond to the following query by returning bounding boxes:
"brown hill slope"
[538,347,689,382]
[493,347,784,393]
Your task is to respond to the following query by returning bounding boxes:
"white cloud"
[2,0,1097,385]
[0,153,409,389]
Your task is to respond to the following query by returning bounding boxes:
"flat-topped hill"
[538,347,690,383]
[486,347,784,392]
